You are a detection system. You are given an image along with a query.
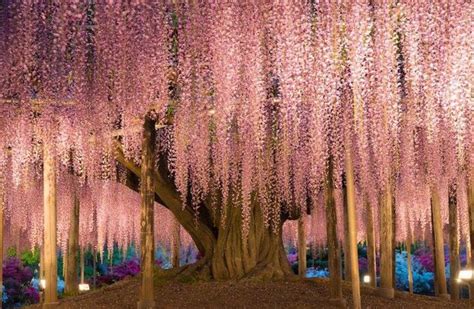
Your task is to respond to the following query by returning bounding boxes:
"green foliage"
[58,253,64,280]
[7,246,17,257]
[166,101,176,119]
[21,248,40,267]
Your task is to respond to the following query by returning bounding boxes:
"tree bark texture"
[116,137,293,281]
[138,116,156,309]
[43,142,58,307]
[325,158,344,303]
[379,181,394,298]
[365,199,376,288]
[431,187,448,298]
[345,147,361,309]
[298,216,307,278]
[449,185,460,300]
[65,194,80,295]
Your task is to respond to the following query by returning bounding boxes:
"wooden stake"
[365,198,376,288]
[345,147,361,309]
[325,157,345,306]
[92,247,97,289]
[448,184,460,300]
[392,196,397,289]
[171,217,180,268]
[468,176,474,267]
[137,116,156,309]
[65,194,80,295]
[431,187,449,299]
[467,176,474,304]
[343,178,351,282]
[432,219,439,297]
[379,181,394,298]
[43,142,58,307]
[298,215,307,278]
[80,247,85,284]
[406,222,413,294]
[0,179,4,304]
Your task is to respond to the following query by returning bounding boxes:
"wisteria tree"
[0,0,472,296]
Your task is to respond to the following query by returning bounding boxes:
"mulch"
[27,277,470,308]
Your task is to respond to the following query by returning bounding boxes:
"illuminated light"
[79,283,90,292]
[207,109,216,116]
[458,269,474,281]
[363,275,371,284]
[40,279,46,290]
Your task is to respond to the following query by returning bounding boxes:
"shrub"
[93,258,141,287]
[21,249,40,268]
[306,267,329,278]
[395,251,435,295]
[358,257,368,273]
[2,257,39,307]
[414,248,434,272]
[287,253,298,265]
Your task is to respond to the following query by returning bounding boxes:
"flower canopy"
[0,0,472,250]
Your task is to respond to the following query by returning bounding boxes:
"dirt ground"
[28,277,470,309]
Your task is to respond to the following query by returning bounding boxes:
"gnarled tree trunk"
[211,201,292,280]
[116,144,293,281]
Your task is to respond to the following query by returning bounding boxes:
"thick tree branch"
[114,142,217,256]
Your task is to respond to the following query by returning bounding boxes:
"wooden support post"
[0,179,4,303]
[325,158,346,307]
[43,142,58,307]
[449,184,460,300]
[92,247,97,289]
[392,196,397,289]
[432,223,439,297]
[345,147,361,309]
[80,247,85,284]
[406,223,413,294]
[171,218,180,268]
[365,199,376,288]
[298,216,307,278]
[468,175,474,305]
[137,116,156,309]
[469,176,474,267]
[343,178,351,282]
[65,194,80,295]
[431,187,449,299]
[379,181,394,298]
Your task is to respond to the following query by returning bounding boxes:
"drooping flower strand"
[0,1,472,247]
